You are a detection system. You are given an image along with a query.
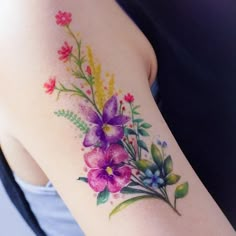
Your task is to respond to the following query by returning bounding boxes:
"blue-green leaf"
[121,187,151,195]
[127,181,139,187]
[137,140,149,152]
[124,128,137,136]
[133,119,144,123]
[175,182,189,199]
[138,128,150,136]
[151,143,163,168]
[97,188,110,205]
[140,123,152,129]
[117,140,125,148]
[133,111,140,115]
[77,177,88,183]
[109,195,154,218]
[132,105,140,111]
[163,155,173,175]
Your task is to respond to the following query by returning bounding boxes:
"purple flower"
[84,144,131,193]
[81,96,130,148]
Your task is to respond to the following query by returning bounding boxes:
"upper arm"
[0,1,234,235]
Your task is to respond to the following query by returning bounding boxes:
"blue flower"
[157,140,168,148]
[162,141,167,148]
[142,169,164,188]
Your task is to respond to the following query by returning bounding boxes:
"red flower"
[58,41,73,62]
[44,77,56,94]
[55,11,72,26]
[86,89,91,95]
[124,93,134,103]
[86,66,92,76]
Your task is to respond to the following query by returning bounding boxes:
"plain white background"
[0,181,34,236]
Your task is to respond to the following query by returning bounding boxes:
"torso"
[0,131,49,186]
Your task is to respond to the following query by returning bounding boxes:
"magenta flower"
[84,144,131,193]
[44,76,56,94]
[58,41,73,62]
[82,96,130,148]
[124,93,134,103]
[55,11,72,26]
[86,65,92,76]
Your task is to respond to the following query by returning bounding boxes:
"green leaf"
[70,113,77,121]
[132,105,140,111]
[163,155,173,175]
[127,181,139,187]
[121,187,151,195]
[140,123,152,129]
[109,195,154,218]
[138,128,150,137]
[77,177,88,183]
[133,111,140,115]
[117,140,125,148]
[151,143,163,168]
[135,159,153,172]
[137,140,149,152]
[54,109,89,134]
[165,174,181,185]
[124,128,137,136]
[175,182,189,199]
[133,119,144,124]
[97,188,110,205]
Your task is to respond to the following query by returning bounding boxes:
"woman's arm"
[0,0,234,235]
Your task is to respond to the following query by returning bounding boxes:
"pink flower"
[124,93,134,103]
[86,89,91,95]
[86,66,92,76]
[58,41,73,62]
[44,77,56,94]
[55,11,72,26]
[84,144,131,193]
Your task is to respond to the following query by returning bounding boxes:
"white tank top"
[14,174,84,236]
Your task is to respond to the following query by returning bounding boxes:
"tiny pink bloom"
[124,93,134,103]
[44,77,56,94]
[55,11,72,26]
[84,144,131,193]
[58,41,73,62]
[86,89,91,95]
[86,66,92,76]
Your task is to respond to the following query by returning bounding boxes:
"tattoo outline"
[44,10,189,218]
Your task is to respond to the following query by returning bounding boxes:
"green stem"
[131,174,164,199]
[124,139,136,160]
[166,198,181,216]
[55,85,101,116]
[66,26,102,117]
[131,173,181,216]
[66,26,81,52]
[130,103,141,159]
[123,142,136,160]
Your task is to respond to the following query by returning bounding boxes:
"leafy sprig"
[54,109,89,134]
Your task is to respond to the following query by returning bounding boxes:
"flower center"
[106,166,113,176]
[102,124,111,133]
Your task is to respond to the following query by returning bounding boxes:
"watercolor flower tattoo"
[44,10,189,218]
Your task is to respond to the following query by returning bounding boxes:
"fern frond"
[54,110,89,134]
